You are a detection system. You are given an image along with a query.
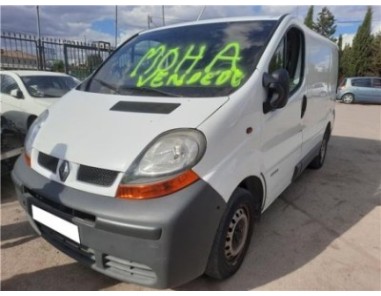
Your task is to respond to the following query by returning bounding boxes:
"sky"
[1,5,381,48]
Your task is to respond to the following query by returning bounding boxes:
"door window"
[268,27,304,94]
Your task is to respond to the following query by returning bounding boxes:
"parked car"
[0,70,80,131]
[337,77,381,104]
[1,115,24,175]
[12,16,338,288]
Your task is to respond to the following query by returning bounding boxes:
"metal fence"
[1,31,114,80]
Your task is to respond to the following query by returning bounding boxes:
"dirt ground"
[1,102,380,291]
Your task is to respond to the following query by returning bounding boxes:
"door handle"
[301,95,307,118]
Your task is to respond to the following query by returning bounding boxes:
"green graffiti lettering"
[130,45,166,77]
[156,47,180,72]
[231,69,245,87]
[130,42,245,88]
[137,74,153,87]
[186,71,203,85]
[174,45,207,74]
[215,70,232,86]
[205,42,241,73]
[200,72,218,86]
[149,70,169,88]
[166,73,186,86]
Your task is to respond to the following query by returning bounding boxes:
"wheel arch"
[237,175,265,219]
[26,114,37,130]
[341,92,355,101]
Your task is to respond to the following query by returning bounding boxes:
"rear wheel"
[342,93,354,104]
[205,188,255,280]
[309,129,330,170]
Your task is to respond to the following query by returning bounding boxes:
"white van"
[12,15,338,288]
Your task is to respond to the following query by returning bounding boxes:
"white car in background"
[1,70,80,131]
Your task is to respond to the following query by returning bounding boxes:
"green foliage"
[313,7,337,42]
[341,44,355,77]
[304,6,314,29]
[370,32,381,76]
[351,7,373,76]
[52,60,64,72]
[86,54,103,71]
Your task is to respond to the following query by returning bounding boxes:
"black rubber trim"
[12,156,227,288]
[292,141,321,181]
[110,101,180,114]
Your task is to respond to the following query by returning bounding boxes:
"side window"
[372,78,381,88]
[352,78,371,88]
[268,28,304,94]
[1,74,20,95]
[269,38,285,73]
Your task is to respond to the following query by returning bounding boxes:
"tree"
[313,7,337,42]
[341,44,356,77]
[304,6,314,29]
[337,35,344,79]
[86,54,103,72]
[52,60,64,72]
[351,7,373,76]
[370,32,381,76]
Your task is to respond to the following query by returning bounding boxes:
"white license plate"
[31,205,80,244]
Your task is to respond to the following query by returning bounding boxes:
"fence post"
[37,38,44,70]
[63,44,69,74]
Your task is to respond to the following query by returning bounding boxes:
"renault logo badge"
[59,160,70,182]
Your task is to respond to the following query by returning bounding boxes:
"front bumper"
[11,156,226,288]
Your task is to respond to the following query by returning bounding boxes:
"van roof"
[141,15,284,35]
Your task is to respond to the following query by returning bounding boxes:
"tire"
[309,129,330,170]
[342,93,354,104]
[205,188,255,280]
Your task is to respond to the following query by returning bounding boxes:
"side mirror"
[10,89,24,99]
[263,69,289,114]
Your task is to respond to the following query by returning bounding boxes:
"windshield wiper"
[93,78,120,94]
[92,79,180,97]
[119,86,180,97]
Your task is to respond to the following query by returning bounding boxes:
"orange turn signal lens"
[116,170,199,200]
[24,153,31,167]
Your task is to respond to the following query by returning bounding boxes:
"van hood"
[34,90,228,172]
[33,98,59,108]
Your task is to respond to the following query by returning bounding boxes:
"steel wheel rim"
[343,94,353,103]
[224,207,249,262]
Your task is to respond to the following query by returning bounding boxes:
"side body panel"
[302,32,337,160]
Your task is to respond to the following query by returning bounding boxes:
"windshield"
[21,75,79,98]
[83,21,277,97]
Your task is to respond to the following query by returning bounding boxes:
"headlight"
[117,129,206,199]
[24,110,49,158]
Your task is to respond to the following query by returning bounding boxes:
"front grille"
[38,223,95,265]
[77,165,118,186]
[104,255,157,284]
[38,152,59,173]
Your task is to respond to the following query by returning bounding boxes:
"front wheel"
[205,188,255,280]
[342,93,354,104]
